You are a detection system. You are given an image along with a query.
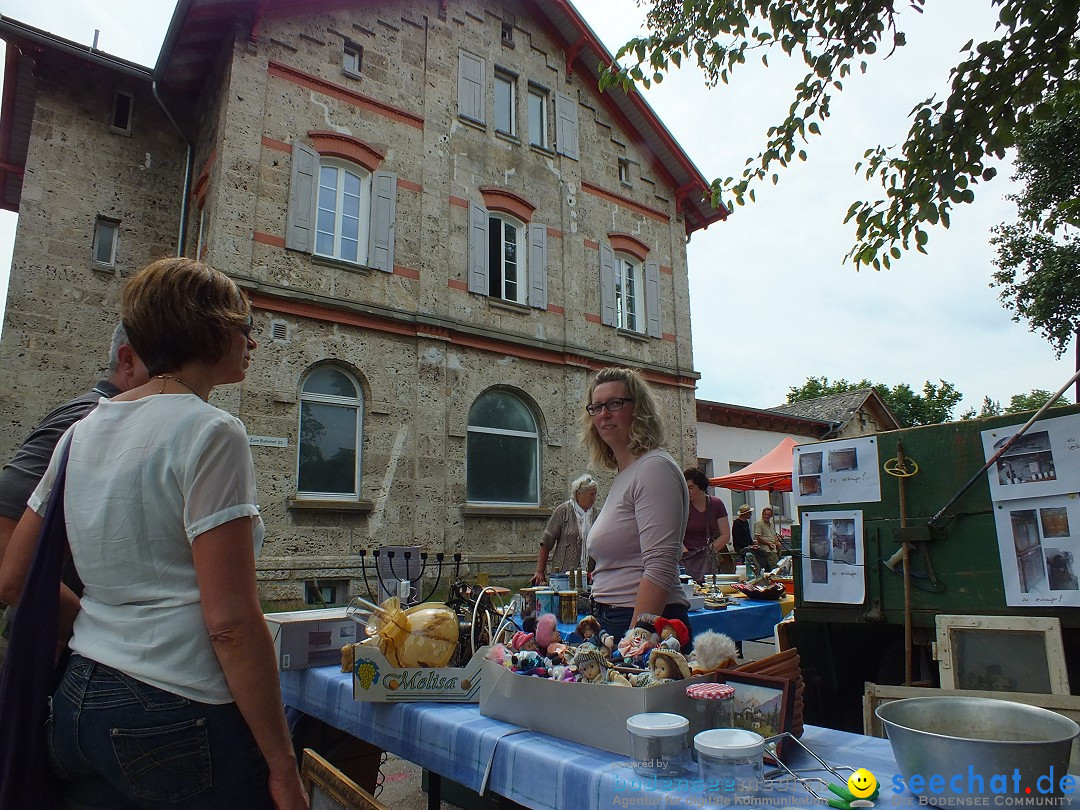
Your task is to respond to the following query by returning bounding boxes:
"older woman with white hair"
[531,474,600,585]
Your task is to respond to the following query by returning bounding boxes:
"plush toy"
[511,630,538,652]
[535,613,562,654]
[631,648,691,687]
[689,630,738,675]
[511,650,548,677]
[484,643,510,668]
[615,615,658,667]
[653,617,690,652]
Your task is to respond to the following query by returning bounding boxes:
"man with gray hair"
[0,323,148,662]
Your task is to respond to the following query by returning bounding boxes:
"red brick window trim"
[607,233,650,262]
[480,187,536,223]
[308,131,384,172]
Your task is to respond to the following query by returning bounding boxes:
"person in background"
[531,474,600,585]
[680,467,732,581]
[582,367,691,650]
[750,505,781,572]
[0,258,307,809]
[732,504,754,559]
[0,323,148,664]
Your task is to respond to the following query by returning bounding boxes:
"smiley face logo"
[848,768,877,799]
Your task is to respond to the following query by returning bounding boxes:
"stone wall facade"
[0,0,714,605]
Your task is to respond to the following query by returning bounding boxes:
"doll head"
[576,616,601,639]
[572,648,608,682]
[649,649,691,681]
[535,613,561,651]
[654,617,690,648]
[511,630,537,652]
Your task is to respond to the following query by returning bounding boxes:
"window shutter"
[599,243,616,326]
[368,171,397,272]
[286,141,318,252]
[458,50,485,124]
[644,259,661,337]
[555,91,579,160]
[527,222,547,310]
[468,202,489,295]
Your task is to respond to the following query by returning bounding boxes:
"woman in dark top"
[680,468,731,581]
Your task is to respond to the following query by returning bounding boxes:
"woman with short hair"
[581,367,691,649]
[531,474,600,585]
[0,258,307,809]
[680,467,732,581]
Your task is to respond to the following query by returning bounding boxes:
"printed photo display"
[800,510,865,604]
[981,413,1080,502]
[991,493,1080,607]
[792,437,881,507]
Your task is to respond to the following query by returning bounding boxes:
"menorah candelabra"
[357,548,461,606]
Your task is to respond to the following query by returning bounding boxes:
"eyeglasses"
[242,314,254,338]
[586,397,633,416]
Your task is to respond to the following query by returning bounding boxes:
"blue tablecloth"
[557,599,784,643]
[280,665,926,810]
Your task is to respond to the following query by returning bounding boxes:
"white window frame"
[614,253,644,332]
[297,367,363,501]
[343,40,362,77]
[315,159,372,265]
[110,90,133,135]
[494,70,516,136]
[92,217,119,269]
[528,85,548,148]
[487,213,526,304]
[466,390,541,506]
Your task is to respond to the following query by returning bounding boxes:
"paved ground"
[367,639,778,809]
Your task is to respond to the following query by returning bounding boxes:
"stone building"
[0,0,725,604]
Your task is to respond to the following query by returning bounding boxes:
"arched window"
[315,159,372,264]
[297,366,363,499]
[467,390,540,505]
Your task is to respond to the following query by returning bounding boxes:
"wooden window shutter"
[555,91,579,160]
[286,141,319,252]
[458,50,486,124]
[527,222,547,310]
[644,259,661,337]
[468,202,489,295]
[368,171,397,272]
[599,243,616,326]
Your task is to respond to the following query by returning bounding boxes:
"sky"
[0,0,1072,413]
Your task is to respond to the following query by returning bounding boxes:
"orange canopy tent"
[709,437,797,492]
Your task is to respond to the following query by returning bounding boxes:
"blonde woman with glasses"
[581,367,691,651]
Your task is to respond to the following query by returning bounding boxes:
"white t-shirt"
[588,449,690,608]
[30,394,264,704]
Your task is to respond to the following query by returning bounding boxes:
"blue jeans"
[592,602,694,655]
[48,654,271,809]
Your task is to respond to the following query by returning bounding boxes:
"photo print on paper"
[828,448,858,472]
[995,431,1057,486]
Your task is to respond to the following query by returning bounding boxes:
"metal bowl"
[876,697,1078,808]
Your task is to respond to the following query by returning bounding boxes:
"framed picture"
[935,615,1069,695]
[717,670,795,760]
[300,748,389,810]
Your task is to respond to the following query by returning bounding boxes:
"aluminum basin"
[876,697,1078,808]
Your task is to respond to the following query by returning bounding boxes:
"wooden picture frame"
[716,670,795,760]
[300,748,390,810]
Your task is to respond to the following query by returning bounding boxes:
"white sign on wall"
[248,435,289,447]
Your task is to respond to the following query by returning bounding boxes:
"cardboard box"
[265,608,357,671]
[348,644,489,703]
[479,658,716,757]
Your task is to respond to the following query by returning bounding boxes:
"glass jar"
[695,728,765,802]
[686,682,736,729]
[626,713,692,777]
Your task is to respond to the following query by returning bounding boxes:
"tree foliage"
[598,0,1080,269]
[785,376,963,426]
[959,388,1071,418]
[990,91,1080,357]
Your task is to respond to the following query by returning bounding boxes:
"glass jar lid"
[626,712,690,737]
[694,728,765,757]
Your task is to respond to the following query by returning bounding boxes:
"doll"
[653,617,690,652]
[511,650,548,677]
[535,613,562,655]
[615,615,658,667]
[576,616,616,655]
[511,630,538,652]
[572,648,614,685]
[631,649,691,687]
[689,630,738,675]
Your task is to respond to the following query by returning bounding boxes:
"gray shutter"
[468,202,489,295]
[286,141,318,252]
[555,91,579,160]
[458,50,485,124]
[599,243,616,326]
[368,171,396,272]
[644,259,661,337]
[527,222,547,310]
